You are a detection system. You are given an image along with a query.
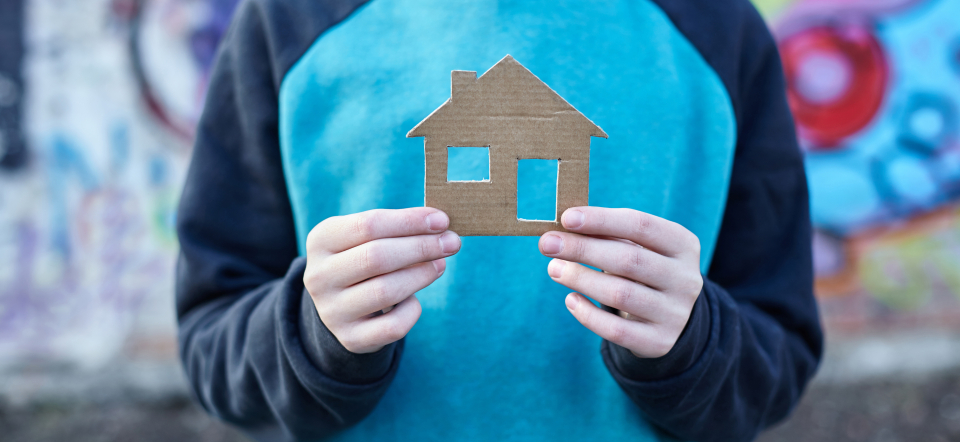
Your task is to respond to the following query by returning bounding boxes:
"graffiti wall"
[0,0,237,377]
[757,0,960,331]
[2,0,960,387]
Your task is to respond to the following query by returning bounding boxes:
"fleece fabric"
[175,1,823,441]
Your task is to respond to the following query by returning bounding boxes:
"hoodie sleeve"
[174,1,396,440]
[599,2,824,441]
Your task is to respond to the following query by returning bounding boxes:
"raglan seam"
[643,0,741,127]
[274,0,374,98]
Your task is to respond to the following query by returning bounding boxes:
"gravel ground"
[2,371,959,442]
[760,371,960,442]
[0,398,247,442]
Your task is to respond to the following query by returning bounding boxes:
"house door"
[517,159,559,221]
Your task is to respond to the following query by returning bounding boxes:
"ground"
[760,371,960,442]
[2,372,959,442]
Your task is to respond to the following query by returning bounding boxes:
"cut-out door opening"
[518,159,559,221]
[447,147,490,182]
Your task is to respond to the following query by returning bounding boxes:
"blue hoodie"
[175,1,823,441]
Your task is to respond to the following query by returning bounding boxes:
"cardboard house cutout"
[408,55,607,236]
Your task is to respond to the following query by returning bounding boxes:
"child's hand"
[303,208,461,354]
[538,207,703,358]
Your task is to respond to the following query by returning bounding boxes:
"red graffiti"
[781,24,889,149]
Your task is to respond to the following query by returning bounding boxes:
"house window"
[518,159,559,221]
[447,147,490,182]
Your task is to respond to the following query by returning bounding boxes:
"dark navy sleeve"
[174,1,392,440]
[599,2,824,441]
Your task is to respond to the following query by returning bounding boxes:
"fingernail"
[541,234,563,255]
[432,259,446,276]
[563,210,584,229]
[426,212,449,232]
[547,259,565,278]
[565,293,579,311]
[439,231,461,254]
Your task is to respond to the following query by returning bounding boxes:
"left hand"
[538,207,703,358]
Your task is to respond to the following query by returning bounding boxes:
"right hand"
[303,208,461,354]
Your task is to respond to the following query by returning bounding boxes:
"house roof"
[407,55,608,139]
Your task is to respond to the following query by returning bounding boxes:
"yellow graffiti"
[858,219,960,310]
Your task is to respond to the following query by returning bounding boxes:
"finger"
[547,259,666,321]
[323,232,460,287]
[308,208,450,254]
[540,232,680,291]
[340,295,422,354]
[564,293,672,358]
[332,259,445,321]
[560,207,700,260]
[590,235,640,246]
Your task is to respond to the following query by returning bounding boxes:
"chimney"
[451,70,477,99]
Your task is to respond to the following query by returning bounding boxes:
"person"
[175,0,823,441]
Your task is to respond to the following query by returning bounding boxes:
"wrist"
[299,289,398,384]
[606,289,710,381]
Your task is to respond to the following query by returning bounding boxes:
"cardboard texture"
[408,55,608,236]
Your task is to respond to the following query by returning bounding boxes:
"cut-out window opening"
[518,159,559,221]
[447,147,490,182]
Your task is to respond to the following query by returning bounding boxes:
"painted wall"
[758,0,960,332]
[0,0,237,392]
[0,0,959,399]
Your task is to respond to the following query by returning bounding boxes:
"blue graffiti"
[48,134,99,257]
[803,0,960,235]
